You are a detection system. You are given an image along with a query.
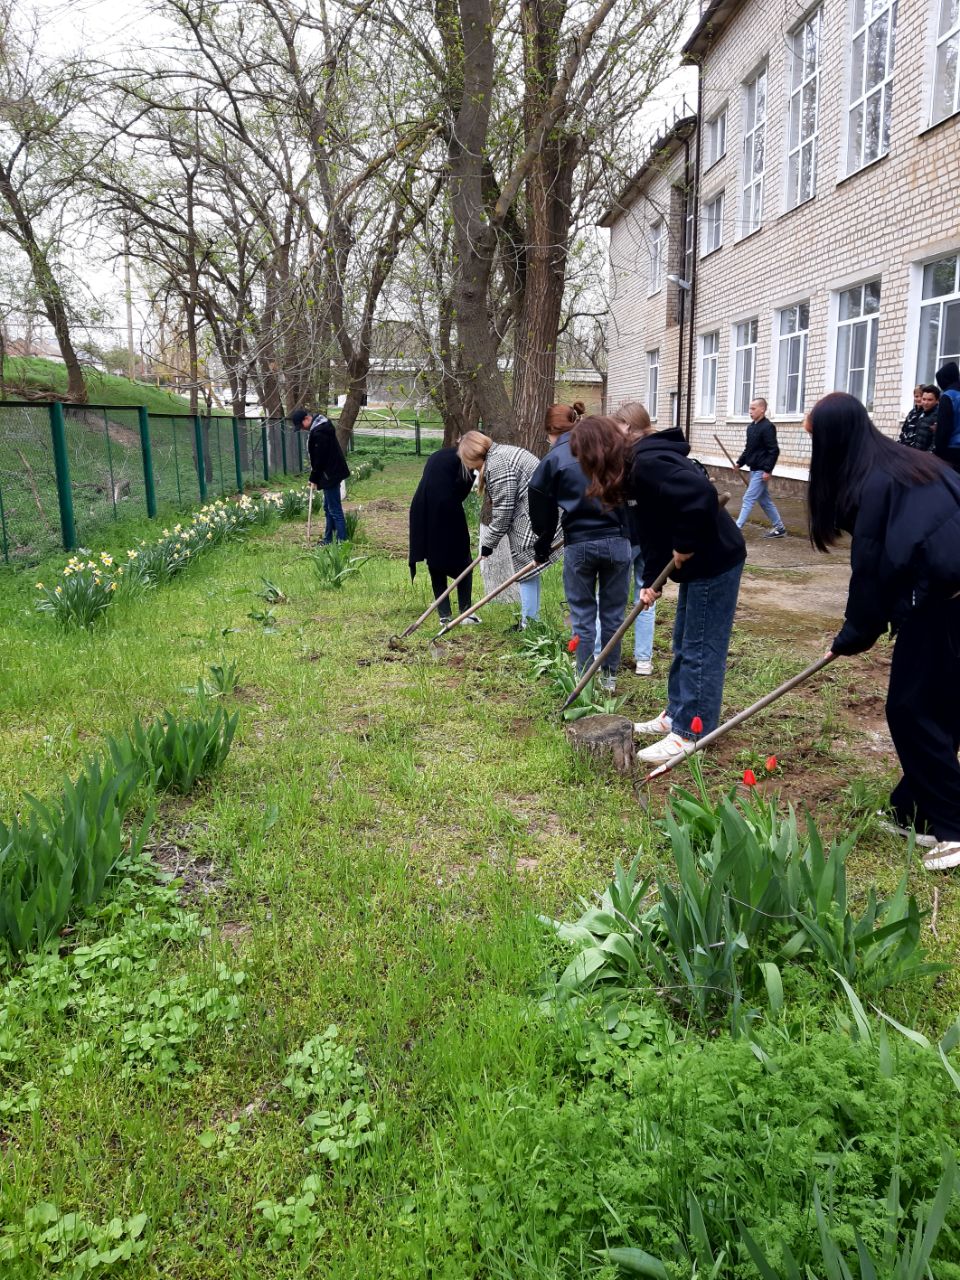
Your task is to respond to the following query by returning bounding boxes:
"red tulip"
[743,769,758,787]
[690,716,703,734]
[765,755,778,772]
[567,636,580,653]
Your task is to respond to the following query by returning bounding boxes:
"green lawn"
[1,458,958,1277]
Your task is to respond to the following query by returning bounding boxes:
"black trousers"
[429,564,473,619]
[886,595,960,841]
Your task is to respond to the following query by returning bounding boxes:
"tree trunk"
[336,381,365,453]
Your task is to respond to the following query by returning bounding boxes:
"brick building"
[602,0,960,478]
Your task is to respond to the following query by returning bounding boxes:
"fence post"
[280,420,288,474]
[231,417,243,493]
[0,475,8,562]
[193,415,208,501]
[296,429,303,473]
[261,424,269,481]
[415,412,421,456]
[49,402,77,551]
[138,407,157,518]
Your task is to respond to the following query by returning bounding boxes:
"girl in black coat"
[408,447,479,624]
[807,392,960,870]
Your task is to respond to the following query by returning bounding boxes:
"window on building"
[647,350,660,420]
[698,332,720,417]
[705,108,727,169]
[740,68,766,237]
[917,253,960,383]
[786,9,822,208]
[932,0,960,125]
[670,390,679,427]
[776,302,810,415]
[701,192,724,255]
[835,281,881,409]
[845,0,898,175]
[731,319,759,416]
[648,219,665,294]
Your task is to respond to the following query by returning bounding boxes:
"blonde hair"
[457,429,494,476]
[612,401,653,438]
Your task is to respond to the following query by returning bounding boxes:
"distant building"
[602,0,960,477]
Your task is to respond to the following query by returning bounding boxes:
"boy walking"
[735,398,786,538]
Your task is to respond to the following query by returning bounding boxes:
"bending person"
[571,415,746,766]
[806,392,960,871]
[408,446,480,626]
[292,407,350,544]
[528,403,631,693]
[457,431,558,630]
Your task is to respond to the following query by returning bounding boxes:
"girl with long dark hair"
[807,392,960,870]
[571,414,746,765]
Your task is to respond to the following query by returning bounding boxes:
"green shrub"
[105,707,238,796]
[0,760,151,956]
[306,540,369,589]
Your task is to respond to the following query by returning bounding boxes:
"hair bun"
[572,401,586,417]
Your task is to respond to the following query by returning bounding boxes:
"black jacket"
[735,417,780,473]
[408,447,473,577]
[900,407,938,452]
[935,362,960,472]
[832,464,960,655]
[528,433,628,560]
[307,416,350,489]
[627,428,746,587]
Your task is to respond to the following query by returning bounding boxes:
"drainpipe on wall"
[684,62,705,443]
[676,132,689,430]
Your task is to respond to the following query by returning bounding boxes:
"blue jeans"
[519,575,541,625]
[594,547,656,662]
[666,561,744,740]
[564,537,632,673]
[736,471,783,530]
[323,485,347,542]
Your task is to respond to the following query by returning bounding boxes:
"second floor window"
[786,9,822,208]
[705,109,727,168]
[647,350,660,420]
[649,219,666,294]
[846,0,898,175]
[740,68,766,237]
[732,319,759,417]
[932,0,960,125]
[776,302,810,415]
[917,253,960,384]
[699,332,720,417]
[702,192,724,255]
[836,281,881,409]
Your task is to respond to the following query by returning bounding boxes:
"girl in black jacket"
[408,448,479,624]
[807,392,960,870]
[571,416,746,766]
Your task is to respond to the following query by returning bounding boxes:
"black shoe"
[505,621,526,633]
[763,526,786,539]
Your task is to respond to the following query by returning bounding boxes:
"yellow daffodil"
[35,581,43,589]
[109,581,118,591]
[55,586,62,596]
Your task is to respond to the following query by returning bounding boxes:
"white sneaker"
[637,732,695,765]
[875,814,937,849]
[922,842,960,871]
[634,660,653,676]
[598,672,617,694]
[634,711,672,736]
[459,614,482,625]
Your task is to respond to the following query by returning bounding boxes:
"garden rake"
[561,493,730,712]
[388,555,483,649]
[714,435,748,486]
[643,653,837,782]
[434,539,564,639]
[305,484,315,545]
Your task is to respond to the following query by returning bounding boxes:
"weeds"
[306,540,370,589]
[105,706,239,795]
[516,621,626,720]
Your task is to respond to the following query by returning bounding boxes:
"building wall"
[607,0,960,474]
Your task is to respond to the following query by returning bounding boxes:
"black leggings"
[429,564,473,619]
[886,595,960,841]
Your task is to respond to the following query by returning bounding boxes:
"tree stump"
[565,714,636,775]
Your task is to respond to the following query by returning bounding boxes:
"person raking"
[292,407,350,543]
[408,446,480,626]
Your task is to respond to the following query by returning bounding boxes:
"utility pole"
[124,230,136,380]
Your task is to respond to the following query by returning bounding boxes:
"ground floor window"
[698,332,720,417]
[917,253,960,384]
[731,318,758,416]
[647,349,659,420]
[775,302,809,416]
[835,281,880,410]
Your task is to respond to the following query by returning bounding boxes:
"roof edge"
[681,0,747,63]
[598,116,697,228]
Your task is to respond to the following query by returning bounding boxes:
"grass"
[1,458,959,1276]
[0,356,228,416]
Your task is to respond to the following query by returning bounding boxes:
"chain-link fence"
[0,401,451,564]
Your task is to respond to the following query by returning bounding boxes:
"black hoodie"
[935,361,960,472]
[627,428,746,587]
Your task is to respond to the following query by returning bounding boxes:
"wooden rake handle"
[714,434,749,486]
[394,555,483,641]
[434,539,563,638]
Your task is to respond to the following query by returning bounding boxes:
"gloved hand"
[481,545,493,557]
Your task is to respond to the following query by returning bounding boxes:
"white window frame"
[648,219,666,295]
[647,349,660,421]
[705,107,727,169]
[698,331,720,419]
[915,252,960,385]
[730,318,759,418]
[844,0,898,176]
[701,191,724,256]
[739,66,767,239]
[774,302,810,417]
[786,9,822,209]
[833,280,882,409]
[931,0,960,126]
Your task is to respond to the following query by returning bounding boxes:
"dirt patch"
[146,824,228,902]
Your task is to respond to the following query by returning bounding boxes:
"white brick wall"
[606,0,960,472]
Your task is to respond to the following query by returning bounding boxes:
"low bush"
[105,706,239,795]
[306,540,370,589]
[35,552,127,628]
